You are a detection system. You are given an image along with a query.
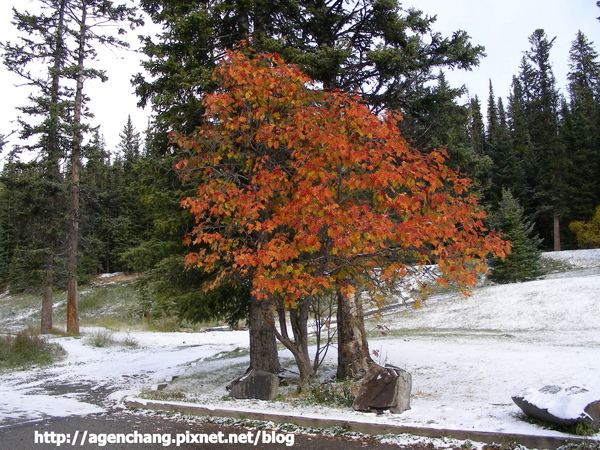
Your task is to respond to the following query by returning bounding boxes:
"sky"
[1,0,599,161]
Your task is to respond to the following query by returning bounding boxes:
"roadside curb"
[124,397,595,449]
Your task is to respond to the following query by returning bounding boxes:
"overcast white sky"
[1,0,599,160]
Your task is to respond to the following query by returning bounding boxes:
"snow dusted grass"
[0,273,216,332]
[0,328,66,370]
[0,278,146,332]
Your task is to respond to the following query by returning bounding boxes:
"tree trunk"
[66,4,87,336]
[40,283,53,334]
[271,300,314,392]
[40,0,67,336]
[336,287,372,380]
[553,213,561,252]
[248,294,280,374]
[289,304,313,391]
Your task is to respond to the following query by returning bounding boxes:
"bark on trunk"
[66,4,87,336]
[553,213,561,252]
[40,283,53,334]
[272,300,314,392]
[40,0,66,336]
[249,294,280,374]
[336,288,372,380]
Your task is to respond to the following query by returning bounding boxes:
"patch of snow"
[0,330,249,426]
[98,272,125,279]
[543,249,600,269]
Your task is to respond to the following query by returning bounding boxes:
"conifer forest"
[1,0,600,384]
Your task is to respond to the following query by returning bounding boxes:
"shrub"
[86,329,116,347]
[570,205,600,249]
[0,329,65,370]
[487,189,545,283]
[306,381,357,407]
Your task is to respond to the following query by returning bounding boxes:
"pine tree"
[112,118,149,271]
[465,95,492,194]
[64,0,142,335]
[562,31,600,226]
[420,74,490,183]
[507,76,540,220]
[518,29,566,251]
[484,82,525,208]
[488,189,545,284]
[1,0,71,333]
[2,0,142,335]
[79,132,120,275]
[0,160,67,297]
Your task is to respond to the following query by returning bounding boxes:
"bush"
[86,329,116,347]
[305,381,357,407]
[0,329,65,370]
[570,205,600,249]
[85,329,138,348]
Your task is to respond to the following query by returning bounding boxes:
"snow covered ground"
[1,249,600,444]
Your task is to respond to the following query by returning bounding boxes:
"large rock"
[352,363,412,414]
[512,385,600,429]
[585,400,600,424]
[228,370,279,400]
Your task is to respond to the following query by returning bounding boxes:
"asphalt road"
[0,410,427,450]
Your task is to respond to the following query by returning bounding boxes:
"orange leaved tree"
[175,49,509,391]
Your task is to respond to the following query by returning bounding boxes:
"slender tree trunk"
[289,304,314,392]
[66,3,87,335]
[336,287,372,380]
[553,213,561,251]
[40,282,53,334]
[271,299,314,392]
[248,294,279,374]
[41,0,67,335]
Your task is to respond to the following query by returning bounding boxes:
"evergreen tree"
[79,132,121,275]
[507,76,540,219]
[63,0,142,335]
[465,95,492,194]
[114,117,149,271]
[420,74,490,183]
[518,29,566,251]
[1,0,71,333]
[0,160,67,296]
[1,0,142,334]
[562,31,600,225]
[488,189,545,284]
[118,116,142,165]
[484,82,524,208]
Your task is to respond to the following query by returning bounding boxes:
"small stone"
[151,383,168,391]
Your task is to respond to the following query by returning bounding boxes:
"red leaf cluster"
[175,49,510,307]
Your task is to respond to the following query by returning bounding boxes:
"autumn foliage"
[175,49,509,308]
[569,205,600,249]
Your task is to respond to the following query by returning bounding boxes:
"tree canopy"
[175,48,510,389]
